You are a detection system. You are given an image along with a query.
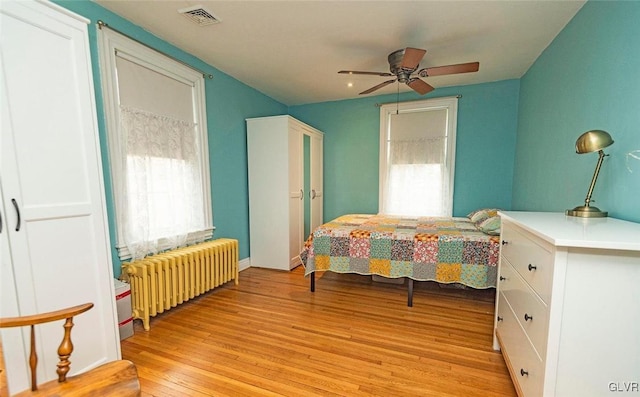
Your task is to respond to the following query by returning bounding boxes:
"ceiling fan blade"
[407,78,434,95]
[400,47,426,70]
[360,79,396,95]
[339,70,394,77]
[419,62,480,77]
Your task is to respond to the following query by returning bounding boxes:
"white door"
[0,1,119,393]
[288,124,303,269]
[310,132,323,231]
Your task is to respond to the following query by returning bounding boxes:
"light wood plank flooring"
[121,267,516,397]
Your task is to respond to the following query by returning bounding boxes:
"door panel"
[288,126,303,269]
[310,132,323,231]
[1,2,119,393]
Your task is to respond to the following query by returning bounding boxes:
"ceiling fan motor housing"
[388,49,414,82]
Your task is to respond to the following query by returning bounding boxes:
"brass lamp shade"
[575,130,614,154]
[566,130,614,218]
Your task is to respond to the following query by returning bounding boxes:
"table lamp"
[566,130,614,218]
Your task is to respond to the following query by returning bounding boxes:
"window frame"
[97,27,213,260]
[378,97,458,217]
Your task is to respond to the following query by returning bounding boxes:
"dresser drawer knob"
[520,369,529,377]
[524,313,533,321]
[528,264,537,271]
[497,316,503,322]
[499,276,506,281]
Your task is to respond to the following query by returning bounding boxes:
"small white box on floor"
[114,279,134,340]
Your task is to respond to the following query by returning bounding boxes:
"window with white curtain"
[98,28,212,261]
[379,97,458,217]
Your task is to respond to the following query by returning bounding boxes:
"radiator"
[121,239,239,331]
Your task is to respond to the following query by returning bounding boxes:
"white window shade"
[390,109,447,140]
[116,54,193,120]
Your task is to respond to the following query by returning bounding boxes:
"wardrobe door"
[247,116,297,270]
[310,132,324,232]
[0,1,119,393]
[0,191,30,390]
[288,125,304,269]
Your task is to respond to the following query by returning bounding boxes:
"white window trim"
[378,97,458,216]
[97,27,213,261]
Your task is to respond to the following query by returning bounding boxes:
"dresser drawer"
[499,259,549,360]
[496,293,544,397]
[500,222,554,303]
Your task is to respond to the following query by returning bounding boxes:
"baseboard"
[239,258,251,272]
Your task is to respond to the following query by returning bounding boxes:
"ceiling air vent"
[178,5,221,26]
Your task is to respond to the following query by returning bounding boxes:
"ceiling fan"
[339,47,479,95]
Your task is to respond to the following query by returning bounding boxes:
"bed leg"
[407,278,413,307]
[310,272,315,292]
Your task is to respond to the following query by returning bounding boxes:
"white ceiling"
[94,0,586,106]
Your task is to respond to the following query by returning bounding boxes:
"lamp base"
[566,205,608,218]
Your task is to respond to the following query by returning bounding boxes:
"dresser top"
[499,211,640,251]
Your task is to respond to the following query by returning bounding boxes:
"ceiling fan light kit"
[339,47,479,96]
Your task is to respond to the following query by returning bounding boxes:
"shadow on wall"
[626,150,640,173]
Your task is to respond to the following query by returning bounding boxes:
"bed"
[299,210,501,306]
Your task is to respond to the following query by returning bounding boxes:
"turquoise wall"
[55,1,287,276]
[290,80,520,221]
[513,1,640,222]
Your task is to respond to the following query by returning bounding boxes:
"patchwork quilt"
[300,214,500,289]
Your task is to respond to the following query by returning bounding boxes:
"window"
[379,97,458,217]
[98,28,212,260]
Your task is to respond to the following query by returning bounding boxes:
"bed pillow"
[476,216,501,235]
[467,208,500,224]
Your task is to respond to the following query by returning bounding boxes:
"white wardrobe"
[247,116,324,270]
[0,1,120,394]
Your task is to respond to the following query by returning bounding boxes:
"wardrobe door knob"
[524,313,533,322]
[520,369,529,377]
[528,264,537,271]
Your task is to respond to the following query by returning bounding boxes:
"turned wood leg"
[56,317,75,382]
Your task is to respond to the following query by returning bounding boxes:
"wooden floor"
[121,267,517,397]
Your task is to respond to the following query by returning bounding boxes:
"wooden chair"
[0,303,140,396]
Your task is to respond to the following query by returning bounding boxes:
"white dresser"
[493,212,640,397]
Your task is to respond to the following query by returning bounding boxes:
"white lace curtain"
[389,137,445,164]
[118,106,206,260]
